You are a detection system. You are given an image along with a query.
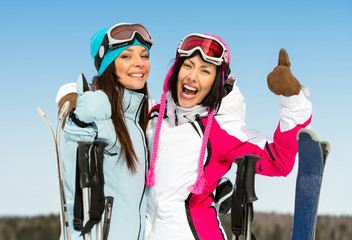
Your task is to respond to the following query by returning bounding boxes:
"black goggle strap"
[223,61,231,80]
[94,34,110,71]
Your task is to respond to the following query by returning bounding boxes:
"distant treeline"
[220,213,352,240]
[1,213,351,240]
[0,214,59,240]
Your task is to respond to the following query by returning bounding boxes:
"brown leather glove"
[58,92,78,129]
[267,48,301,96]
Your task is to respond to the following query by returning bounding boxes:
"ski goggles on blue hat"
[177,34,228,66]
[94,23,153,72]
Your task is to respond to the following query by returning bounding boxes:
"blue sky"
[0,0,351,216]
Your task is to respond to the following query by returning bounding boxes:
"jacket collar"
[165,91,209,126]
[121,88,146,121]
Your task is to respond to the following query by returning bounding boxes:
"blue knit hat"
[90,27,150,77]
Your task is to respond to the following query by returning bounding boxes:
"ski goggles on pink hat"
[177,33,229,66]
[94,23,153,70]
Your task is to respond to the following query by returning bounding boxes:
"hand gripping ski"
[72,73,112,240]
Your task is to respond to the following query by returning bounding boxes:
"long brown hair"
[93,63,149,173]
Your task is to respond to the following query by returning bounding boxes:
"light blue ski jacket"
[62,88,148,240]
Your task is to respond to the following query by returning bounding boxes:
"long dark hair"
[93,63,149,173]
[169,51,224,112]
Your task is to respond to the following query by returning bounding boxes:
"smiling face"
[114,45,150,90]
[177,54,217,108]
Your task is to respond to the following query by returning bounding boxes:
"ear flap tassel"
[188,109,214,195]
[146,92,167,186]
[187,171,207,195]
[146,169,155,186]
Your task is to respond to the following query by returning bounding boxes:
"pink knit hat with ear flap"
[146,34,231,195]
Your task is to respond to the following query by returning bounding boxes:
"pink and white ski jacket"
[145,82,312,240]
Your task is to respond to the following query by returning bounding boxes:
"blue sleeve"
[61,118,97,239]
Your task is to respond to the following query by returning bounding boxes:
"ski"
[291,128,330,240]
[37,101,71,240]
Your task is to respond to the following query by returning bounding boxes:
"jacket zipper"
[134,95,147,240]
[174,109,178,126]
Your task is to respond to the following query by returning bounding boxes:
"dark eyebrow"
[186,59,195,65]
[123,48,148,53]
[186,58,215,69]
[124,48,147,52]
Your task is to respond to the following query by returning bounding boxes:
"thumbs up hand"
[267,49,301,96]
[74,73,111,124]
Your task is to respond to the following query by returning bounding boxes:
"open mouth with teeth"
[129,73,144,78]
[182,84,198,98]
